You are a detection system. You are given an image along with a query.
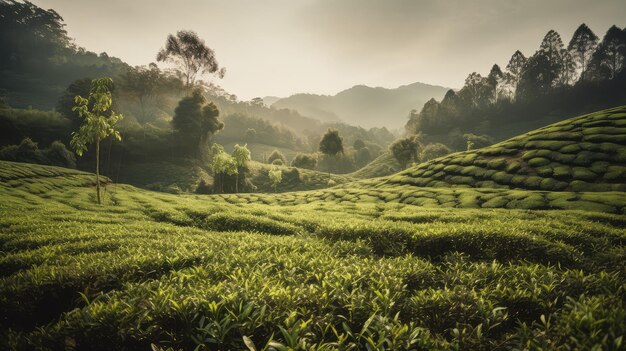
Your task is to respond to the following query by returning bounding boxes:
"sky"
[32,0,626,101]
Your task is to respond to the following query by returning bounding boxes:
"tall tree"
[156,30,225,89]
[70,78,124,205]
[319,129,344,175]
[539,30,566,67]
[505,50,527,94]
[567,23,599,81]
[460,72,491,108]
[232,143,251,193]
[487,64,506,102]
[210,143,237,193]
[172,89,224,160]
[588,26,626,80]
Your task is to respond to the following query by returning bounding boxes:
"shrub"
[291,153,318,169]
[267,149,287,165]
[419,143,452,162]
[0,138,76,168]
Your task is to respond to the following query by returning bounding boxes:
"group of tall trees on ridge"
[407,24,626,140]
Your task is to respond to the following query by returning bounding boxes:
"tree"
[210,143,237,193]
[232,143,251,193]
[536,29,575,87]
[267,149,287,165]
[487,64,507,102]
[506,50,527,95]
[318,129,344,156]
[568,23,599,81]
[268,167,282,192]
[172,89,224,160]
[70,78,124,204]
[156,30,225,89]
[319,129,344,174]
[459,72,491,108]
[588,26,626,80]
[390,136,421,169]
[419,143,452,162]
[291,153,317,169]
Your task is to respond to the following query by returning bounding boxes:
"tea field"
[0,157,625,350]
[387,106,626,192]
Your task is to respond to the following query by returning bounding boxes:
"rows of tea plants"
[1,161,625,350]
[388,106,626,192]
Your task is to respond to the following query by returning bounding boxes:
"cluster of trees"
[0,138,76,168]
[389,135,453,169]
[209,143,251,193]
[0,0,127,108]
[1,0,401,196]
[216,113,305,150]
[259,128,379,174]
[406,24,626,147]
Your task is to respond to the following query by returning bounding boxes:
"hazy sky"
[32,0,626,100]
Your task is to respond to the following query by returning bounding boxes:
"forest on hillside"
[405,24,626,149]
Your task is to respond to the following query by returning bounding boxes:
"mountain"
[270,82,450,128]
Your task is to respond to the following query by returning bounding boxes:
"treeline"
[406,24,626,148]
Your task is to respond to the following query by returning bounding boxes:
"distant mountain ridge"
[269,82,450,129]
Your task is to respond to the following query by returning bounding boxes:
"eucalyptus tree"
[70,77,124,204]
[505,50,527,95]
[567,23,599,81]
[156,30,225,89]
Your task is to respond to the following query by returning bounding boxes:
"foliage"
[267,149,287,165]
[392,106,626,192]
[0,0,127,109]
[291,153,318,170]
[216,113,304,150]
[0,138,76,168]
[268,166,282,192]
[390,135,422,169]
[70,77,123,204]
[318,129,344,156]
[156,30,225,88]
[0,160,625,350]
[419,143,452,162]
[172,89,224,160]
[210,143,238,193]
[405,23,626,148]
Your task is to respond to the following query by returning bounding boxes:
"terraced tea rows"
[1,160,625,350]
[388,106,626,192]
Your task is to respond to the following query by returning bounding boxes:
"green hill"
[1,158,625,349]
[387,106,626,192]
[350,150,402,178]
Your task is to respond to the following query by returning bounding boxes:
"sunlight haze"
[31,0,626,100]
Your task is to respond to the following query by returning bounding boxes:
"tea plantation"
[1,106,626,350]
[387,106,626,192]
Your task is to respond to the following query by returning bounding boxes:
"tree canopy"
[156,30,225,88]
[319,129,344,156]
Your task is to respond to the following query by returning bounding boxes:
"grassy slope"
[0,159,625,350]
[350,150,402,179]
[387,106,626,192]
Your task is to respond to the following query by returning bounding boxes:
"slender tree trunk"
[96,137,101,205]
[235,173,239,193]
